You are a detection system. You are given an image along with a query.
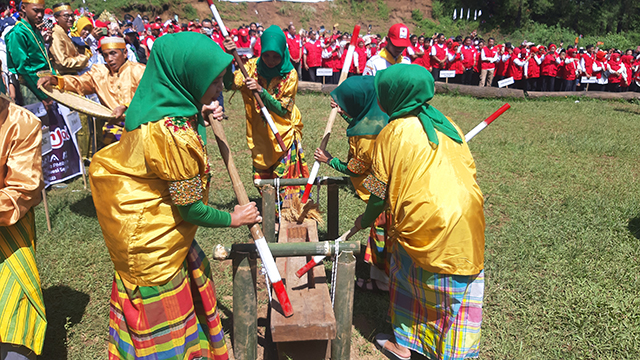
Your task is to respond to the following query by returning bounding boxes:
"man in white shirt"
[363,23,411,76]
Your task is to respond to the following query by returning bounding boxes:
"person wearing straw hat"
[351,64,485,360]
[0,94,46,360]
[38,37,146,146]
[5,0,53,106]
[224,25,310,201]
[89,32,260,360]
[313,76,391,293]
[49,3,89,75]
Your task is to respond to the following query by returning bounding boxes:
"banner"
[42,104,83,188]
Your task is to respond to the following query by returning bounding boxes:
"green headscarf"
[330,76,389,137]
[125,32,233,142]
[257,25,295,84]
[374,64,462,147]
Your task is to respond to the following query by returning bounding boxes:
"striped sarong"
[108,241,228,360]
[0,209,47,355]
[363,212,389,276]
[389,243,484,360]
[253,137,310,201]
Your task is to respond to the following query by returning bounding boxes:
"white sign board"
[581,76,597,84]
[498,77,515,88]
[65,111,82,134]
[237,48,253,56]
[24,102,47,118]
[439,70,456,78]
[316,68,334,77]
[41,128,52,155]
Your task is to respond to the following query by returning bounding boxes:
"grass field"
[32,91,640,359]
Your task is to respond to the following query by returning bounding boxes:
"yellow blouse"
[0,102,43,226]
[57,61,146,110]
[89,117,210,286]
[234,58,303,170]
[346,135,377,202]
[363,116,485,275]
[49,24,89,75]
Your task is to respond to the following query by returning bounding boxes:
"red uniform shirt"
[287,33,302,60]
[527,56,541,78]
[303,40,323,68]
[460,45,477,70]
[430,43,448,69]
[541,53,559,77]
[481,46,498,70]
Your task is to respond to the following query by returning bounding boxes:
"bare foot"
[356,278,389,292]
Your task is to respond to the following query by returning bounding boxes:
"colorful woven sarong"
[108,240,228,360]
[363,212,389,276]
[0,209,47,355]
[103,121,124,146]
[253,137,310,201]
[389,243,484,360]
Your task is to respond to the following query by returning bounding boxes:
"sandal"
[355,278,388,293]
[374,333,411,360]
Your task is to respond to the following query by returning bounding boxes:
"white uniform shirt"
[363,52,411,76]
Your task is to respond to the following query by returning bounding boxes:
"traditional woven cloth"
[0,209,47,355]
[102,120,124,146]
[389,243,484,360]
[108,241,228,360]
[363,212,389,276]
[253,137,310,200]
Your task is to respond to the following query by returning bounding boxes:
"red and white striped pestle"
[301,24,361,203]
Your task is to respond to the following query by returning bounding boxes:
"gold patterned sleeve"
[0,105,43,226]
[347,136,376,175]
[362,132,390,200]
[56,70,96,96]
[143,118,208,206]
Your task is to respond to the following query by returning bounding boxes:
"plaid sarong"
[389,243,484,359]
[363,212,389,276]
[253,137,310,201]
[108,241,228,360]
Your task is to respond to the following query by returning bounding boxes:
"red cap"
[95,20,107,28]
[239,28,248,37]
[74,9,80,15]
[549,43,556,50]
[567,48,576,56]
[188,21,194,27]
[596,51,606,61]
[530,46,538,53]
[387,23,411,48]
[151,23,161,30]
[44,8,53,14]
[9,1,15,6]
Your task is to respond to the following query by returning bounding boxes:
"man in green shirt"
[6,0,54,107]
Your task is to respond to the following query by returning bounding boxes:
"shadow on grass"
[628,216,640,239]
[69,195,97,218]
[41,285,90,360]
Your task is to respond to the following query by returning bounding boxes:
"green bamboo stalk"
[331,251,356,360]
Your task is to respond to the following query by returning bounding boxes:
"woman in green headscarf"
[313,76,392,292]
[350,64,486,360]
[224,25,308,201]
[89,32,261,360]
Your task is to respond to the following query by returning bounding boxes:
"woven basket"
[39,86,116,120]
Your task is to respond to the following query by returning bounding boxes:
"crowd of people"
[2,0,632,359]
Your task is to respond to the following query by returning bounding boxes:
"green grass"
[33,92,640,359]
